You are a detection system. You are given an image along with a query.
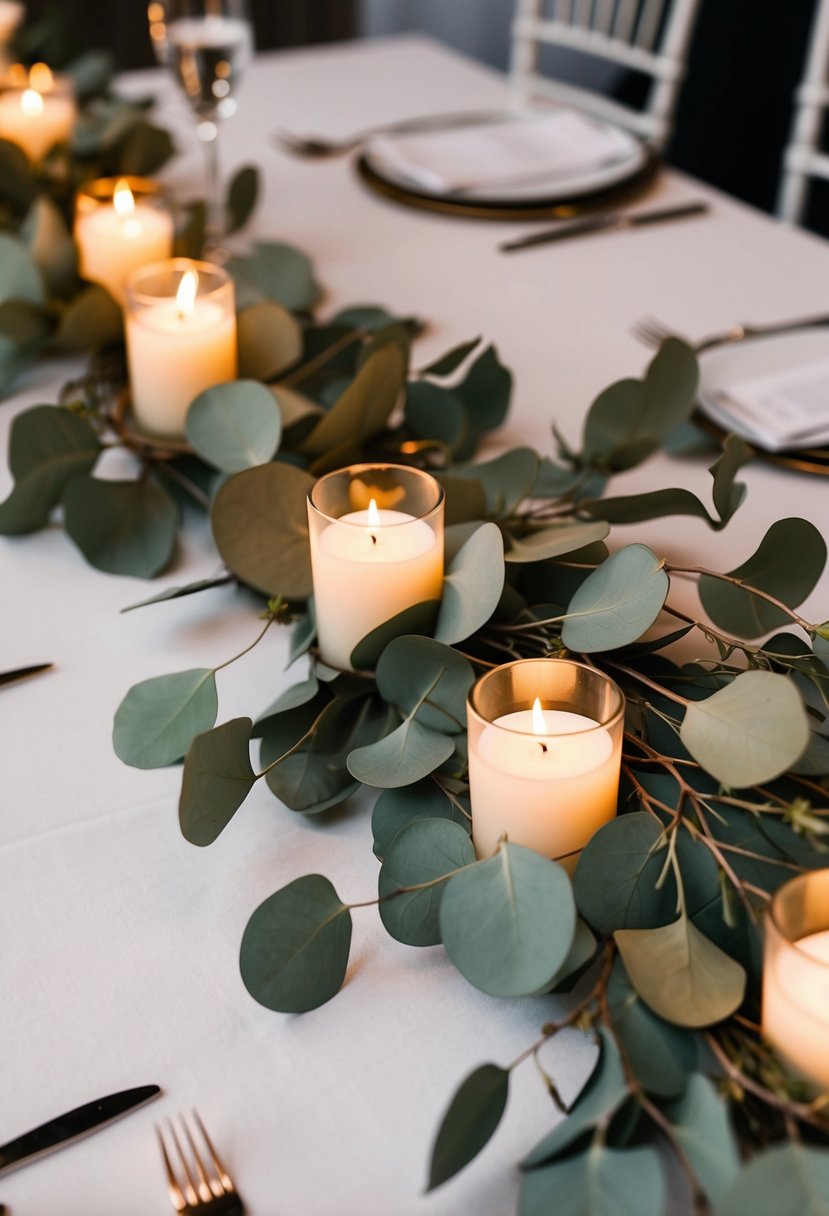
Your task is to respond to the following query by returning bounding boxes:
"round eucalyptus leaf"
[561,543,669,652]
[372,779,471,859]
[0,234,44,306]
[607,958,696,1097]
[240,874,352,1013]
[523,1028,626,1166]
[506,519,609,563]
[405,381,467,452]
[237,299,302,381]
[520,1144,664,1216]
[119,120,175,176]
[54,284,123,351]
[63,475,178,577]
[347,717,454,788]
[434,523,505,645]
[453,342,512,436]
[699,518,826,638]
[573,812,673,935]
[0,405,100,535]
[376,635,473,733]
[457,447,538,516]
[211,461,315,598]
[271,384,322,431]
[614,914,746,1028]
[113,667,218,769]
[20,196,78,297]
[379,818,476,946]
[185,380,282,473]
[717,1143,829,1216]
[350,600,440,670]
[664,1075,740,1207]
[232,240,322,311]
[680,670,810,787]
[440,843,576,997]
[179,717,256,846]
[0,138,37,210]
[300,343,406,457]
[225,164,260,235]
[427,1063,509,1193]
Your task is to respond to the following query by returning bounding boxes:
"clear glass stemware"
[150,0,254,256]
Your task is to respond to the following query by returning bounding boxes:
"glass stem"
[200,122,225,260]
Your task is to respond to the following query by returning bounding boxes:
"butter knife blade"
[0,663,53,687]
[499,201,709,252]
[0,1085,161,1175]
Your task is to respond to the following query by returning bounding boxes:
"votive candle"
[467,659,624,869]
[0,63,75,160]
[75,177,174,304]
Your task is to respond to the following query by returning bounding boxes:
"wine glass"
[155,0,254,256]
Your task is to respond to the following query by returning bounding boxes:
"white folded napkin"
[707,354,829,450]
[368,109,635,193]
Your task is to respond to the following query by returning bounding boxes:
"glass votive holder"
[307,463,445,671]
[124,258,237,439]
[0,62,76,160]
[763,869,829,1092]
[467,658,625,869]
[75,176,175,304]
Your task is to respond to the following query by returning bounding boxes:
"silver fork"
[272,109,507,158]
[157,1112,244,1215]
[632,312,829,353]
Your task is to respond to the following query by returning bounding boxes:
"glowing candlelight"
[0,63,75,159]
[75,177,174,304]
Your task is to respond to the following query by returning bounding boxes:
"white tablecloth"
[2,35,829,1216]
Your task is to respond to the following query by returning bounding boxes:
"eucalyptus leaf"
[523,1029,627,1166]
[506,520,610,563]
[237,300,302,381]
[573,812,672,935]
[379,818,476,946]
[440,843,575,997]
[427,1063,509,1192]
[211,462,315,598]
[350,600,440,670]
[0,234,44,306]
[607,957,696,1096]
[454,342,512,436]
[179,716,256,845]
[434,523,505,645]
[405,381,467,453]
[372,779,471,858]
[118,120,175,175]
[0,405,100,535]
[680,670,810,786]
[347,716,455,788]
[121,575,232,613]
[271,384,323,431]
[615,913,746,1027]
[185,380,282,473]
[665,1074,740,1207]
[300,343,406,457]
[419,336,481,377]
[435,473,488,526]
[375,635,473,734]
[709,433,751,524]
[521,1144,665,1216]
[0,139,37,210]
[63,475,178,578]
[716,1142,829,1216]
[225,164,259,235]
[20,195,77,296]
[561,544,669,652]
[54,284,122,350]
[580,487,721,528]
[288,603,316,665]
[113,668,218,769]
[330,304,419,333]
[699,518,826,637]
[239,874,352,1012]
[230,241,322,311]
[457,447,539,516]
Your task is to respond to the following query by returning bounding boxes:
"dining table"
[2,31,829,1216]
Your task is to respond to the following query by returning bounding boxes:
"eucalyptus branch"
[213,616,275,673]
[278,327,366,388]
[705,1030,829,1133]
[665,563,816,634]
[154,459,212,509]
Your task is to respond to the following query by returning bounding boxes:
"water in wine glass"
[167,9,253,119]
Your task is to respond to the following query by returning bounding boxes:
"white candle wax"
[312,507,443,670]
[76,199,174,304]
[0,86,75,160]
[469,707,619,867]
[126,294,237,437]
[763,928,829,1089]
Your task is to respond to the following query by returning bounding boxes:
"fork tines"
[157,1111,240,1213]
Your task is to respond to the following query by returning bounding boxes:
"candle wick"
[538,741,548,754]
[370,533,377,546]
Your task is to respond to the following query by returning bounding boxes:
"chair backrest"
[778,0,829,224]
[509,0,702,148]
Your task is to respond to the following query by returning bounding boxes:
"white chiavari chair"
[778,0,829,224]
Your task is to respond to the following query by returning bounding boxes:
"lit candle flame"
[176,269,198,321]
[28,62,53,93]
[8,63,28,88]
[367,497,380,546]
[532,697,548,754]
[113,178,135,218]
[20,88,44,118]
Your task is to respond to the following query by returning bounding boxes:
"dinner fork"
[157,1112,244,1215]
[632,312,829,353]
[272,109,506,157]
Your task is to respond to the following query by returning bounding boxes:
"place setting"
[2,3,829,1215]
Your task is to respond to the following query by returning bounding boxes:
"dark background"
[20,0,828,231]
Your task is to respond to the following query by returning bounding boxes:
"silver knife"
[0,662,53,687]
[499,200,709,252]
[0,1085,161,1176]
